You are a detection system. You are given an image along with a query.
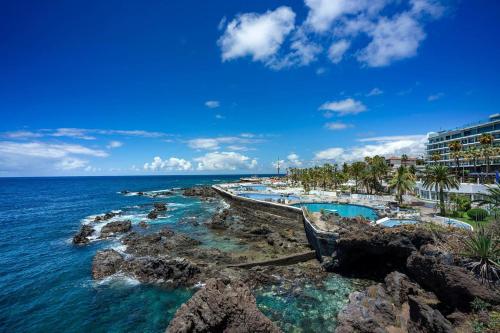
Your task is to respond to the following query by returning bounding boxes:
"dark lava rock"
[99,220,132,238]
[408,295,453,333]
[336,271,452,333]
[208,209,229,229]
[406,249,500,311]
[182,186,217,198]
[250,224,272,235]
[139,220,148,228]
[330,223,433,278]
[94,211,119,222]
[72,224,95,244]
[123,257,200,286]
[147,210,158,219]
[92,249,124,279]
[166,278,281,333]
[153,202,167,211]
[122,228,201,257]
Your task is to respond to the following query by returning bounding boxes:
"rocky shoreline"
[75,185,499,332]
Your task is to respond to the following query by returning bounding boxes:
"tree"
[431,152,441,164]
[401,154,409,165]
[422,165,460,216]
[467,147,481,182]
[389,166,416,204]
[479,133,495,180]
[350,162,366,193]
[448,140,462,176]
[474,183,500,221]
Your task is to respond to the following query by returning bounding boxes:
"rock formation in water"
[166,278,281,333]
[72,224,95,244]
[99,220,132,238]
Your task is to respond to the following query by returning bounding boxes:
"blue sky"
[1,0,499,176]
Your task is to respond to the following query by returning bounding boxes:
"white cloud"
[215,114,225,119]
[144,156,192,171]
[219,0,445,69]
[367,88,384,96]
[205,100,220,108]
[3,130,43,139]
[0,141,107,174]
[51,128,96,140]
[328,39,350,64]
[218,6,296,63]
[106,141,123,149]
[357,13,426,67]
[325,122,352,130]
[315,134,427,162]
[287,153,302,167]
[427,92,444,101]
[319,98,367,116]
[56,157,88,170]
[195,151,258,171]
[314,147,345,160]
[187,136,263,150]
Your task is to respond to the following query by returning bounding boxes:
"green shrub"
[467,208,489,221]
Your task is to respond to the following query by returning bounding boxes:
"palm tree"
[350,161,366,193]
[448,140,462,175]
[468,147,481,182]
[474,183,500,221]
[431,152,441,164]
[422,165,460,216]
[479,133,495,180]
[389,166,416,205]
[401,154,409,165]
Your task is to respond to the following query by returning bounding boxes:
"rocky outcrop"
[330,224,433,278]
[406,247,500,311]
[122,228,201,257]
[207,208,229,229]
[147,211,158,219]
[182,186,217,198]
[94,211,119,222]
[92,249,125,279]
[154,202,167,211]
[139,220,148,228]
[99,220,132,238]
[336,271,453,333]
[72,224,95,244]
[166,278,281,333]
[123,257,200,286]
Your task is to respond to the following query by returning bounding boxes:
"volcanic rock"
[72,224,95,244]
[99,220,132,238]
[166,278,281,333]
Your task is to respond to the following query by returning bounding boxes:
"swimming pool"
[239,184,269,192]
[239,192,301,202]
[378,219,419,227]
[295,202,378,221]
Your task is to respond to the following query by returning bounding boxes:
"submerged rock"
[139,220,148,228]
[99,220,132,238]
[147,210,158,219]
[153,202,167,211]
[72,224,95,244]
[94,211,119,222]
[166,278,281,333]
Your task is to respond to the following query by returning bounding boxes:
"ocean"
[0,175,361,332]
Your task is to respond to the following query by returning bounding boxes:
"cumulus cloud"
[328,39,351,64]
[287,153,302,167]
[218,0,445,69]
[357,13,426,67]
[218,6,296,63]
[106,141,123,149]
[205,100,220,108]
[314,147,345,160]
[325,122,352,130]
[143,156,192,171]
[319,98,367,116]
[195,152,258,171]
[315,134,427,162]
[56,157,89,170]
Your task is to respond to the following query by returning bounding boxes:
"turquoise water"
[295,202,378,221]
[239,192,301,202]
[379,219,419,227]
[0,176,359,332]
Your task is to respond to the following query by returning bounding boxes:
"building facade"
[386,156,418,169]
[426,113,500,175]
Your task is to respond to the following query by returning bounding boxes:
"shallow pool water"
[295,202,378,221]
[238,192,301,202]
